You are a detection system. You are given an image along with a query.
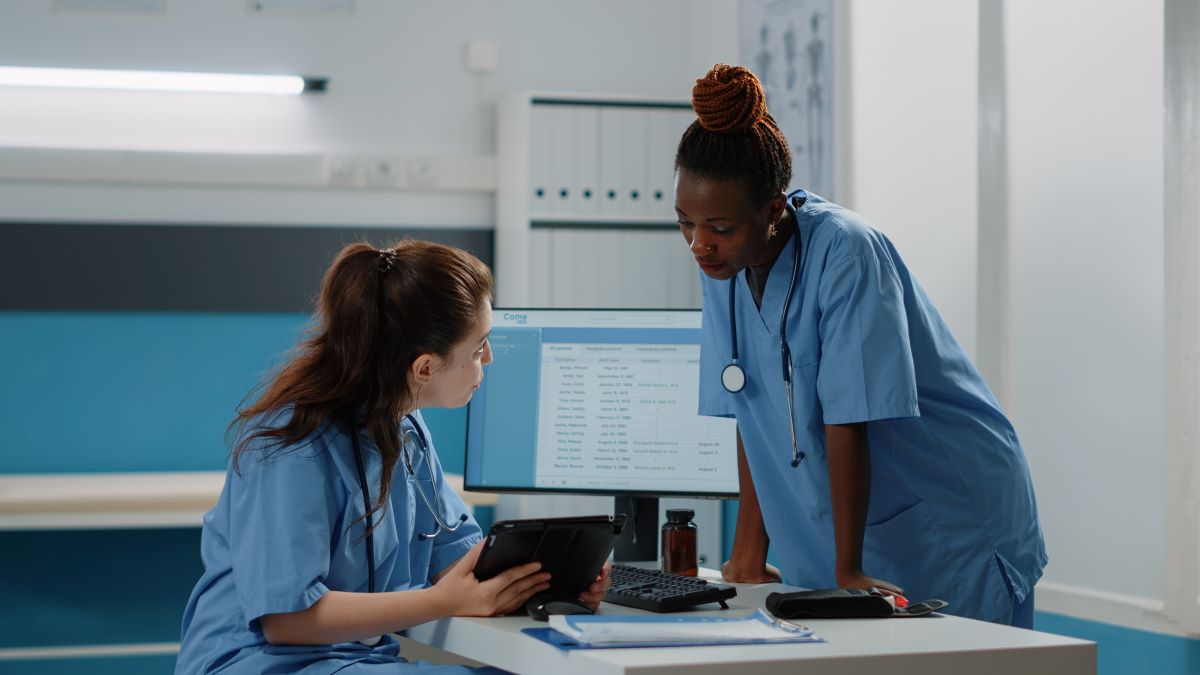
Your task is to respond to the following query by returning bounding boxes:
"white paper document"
[548,609,820,646]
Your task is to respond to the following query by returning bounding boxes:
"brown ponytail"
[230,239,493,533]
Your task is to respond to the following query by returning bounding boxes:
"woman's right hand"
[721,559,782,584]
[432,540,551,617]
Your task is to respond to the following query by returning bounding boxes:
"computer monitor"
[464,308,739,560]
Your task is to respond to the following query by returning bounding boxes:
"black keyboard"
[604,564,738,612]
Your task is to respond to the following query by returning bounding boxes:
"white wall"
[848,0,980,359]
[846,0,1171,630]
[1006,0,1164,604]
[0,0,737,226]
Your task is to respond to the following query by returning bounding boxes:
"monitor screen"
[464,308,738,498]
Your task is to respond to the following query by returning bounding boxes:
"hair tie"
[378,248,398,274]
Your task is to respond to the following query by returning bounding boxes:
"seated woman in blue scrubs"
[177,241,608,674]
[678,65,1046,627]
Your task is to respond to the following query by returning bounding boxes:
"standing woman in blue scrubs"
[678,65,1046,626]
[177,241,606,674]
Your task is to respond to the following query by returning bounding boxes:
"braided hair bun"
[692,64,768,134]
[675,63,792,205]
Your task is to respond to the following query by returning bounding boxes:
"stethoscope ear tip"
[791,456,803,468]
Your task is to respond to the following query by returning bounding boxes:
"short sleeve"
[698,271,737,418]
[411,412,483,579]
[228,440,341,627]
[816,253,920,424]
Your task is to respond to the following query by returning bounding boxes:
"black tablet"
[473,514,626,597]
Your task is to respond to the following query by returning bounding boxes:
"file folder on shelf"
[573,105,600,215]
[528,104,554,215]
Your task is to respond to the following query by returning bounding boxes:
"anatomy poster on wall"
[739,0,835,199]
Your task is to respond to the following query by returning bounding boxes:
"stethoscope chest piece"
[721,362,747,393]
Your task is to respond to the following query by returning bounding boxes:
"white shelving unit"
[492,92,723,566]
[495,92,702,310]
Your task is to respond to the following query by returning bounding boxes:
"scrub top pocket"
[790,361,825,450]
[861,500,955,605]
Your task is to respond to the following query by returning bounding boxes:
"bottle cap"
[665,509,695,524]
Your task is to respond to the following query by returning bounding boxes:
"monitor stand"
[612,495,658,562]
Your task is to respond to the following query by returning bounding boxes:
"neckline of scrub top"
[738,194,810,336]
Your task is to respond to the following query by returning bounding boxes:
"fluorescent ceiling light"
[0,67,326,95]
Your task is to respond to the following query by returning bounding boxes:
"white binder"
[646,108,692,222]
[546,105,576,218]
[572,105,600,216]
[598,106,624,217]
[619,108,649,217]
[529,104,553,216]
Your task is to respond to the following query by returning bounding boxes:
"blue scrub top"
[699,190,1047,624]
[176,410,484,674]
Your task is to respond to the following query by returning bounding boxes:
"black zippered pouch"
[765,588,949,619]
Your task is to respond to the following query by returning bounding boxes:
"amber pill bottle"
[661,508,698,576]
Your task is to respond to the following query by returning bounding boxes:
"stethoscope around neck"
[721,194,809,467]
[346,412,468,595]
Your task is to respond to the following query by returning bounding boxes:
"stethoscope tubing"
[348,412,468,594]
[723,196,808,467]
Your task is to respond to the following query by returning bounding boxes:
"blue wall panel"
[0,312,469,474]
[0,529,201,649]
[0,655,179,675]
[1035,612,1200,675]
[0,311,472,668]
[0,312,310,473]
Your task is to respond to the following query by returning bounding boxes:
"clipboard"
[472,514,626,597]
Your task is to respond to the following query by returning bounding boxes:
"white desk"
[407,569,1095,675]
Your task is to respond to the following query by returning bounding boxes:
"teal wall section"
[0,655,179,675]
[0,307,472,464]
[0,529,201,649]
[1035,612,1200,675]
[0,312,309,473]
[0,311,474,673]
[0,312,468,474]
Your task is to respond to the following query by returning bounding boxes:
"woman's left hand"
[578,561,612,610]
